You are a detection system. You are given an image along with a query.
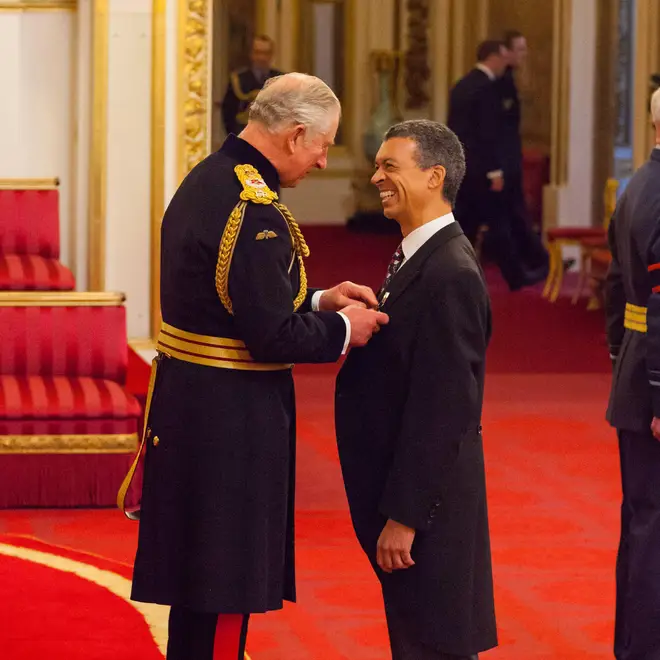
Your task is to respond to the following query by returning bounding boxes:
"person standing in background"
[220,35,283,136]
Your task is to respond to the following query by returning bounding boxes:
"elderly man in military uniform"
[221,35,283,136]
[606,87,660,660]
[120,73,388,660]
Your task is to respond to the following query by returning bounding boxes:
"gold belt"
[117,323,291,519]
[156,322,292,371]
[624,303,647,333]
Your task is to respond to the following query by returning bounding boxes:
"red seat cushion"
[547,227,607,240]
[0,375,141,420]
[581,236,609,248]
[0,254,75,291]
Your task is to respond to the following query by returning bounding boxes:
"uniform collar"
[476,63,496,81]
[220,134,281,193]
[652,146,660,163]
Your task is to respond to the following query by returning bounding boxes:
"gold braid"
[274,202,309,312]
[215,201,247,315]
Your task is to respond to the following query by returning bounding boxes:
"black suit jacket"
[495,67,523,180]
[221,68,283,135]
[606,149,660,431]
[447,68,504,182]
[335,223,497,655]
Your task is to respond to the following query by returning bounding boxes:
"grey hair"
[384,120,466,206]
[652,88,660,125]
[249,72,341,138]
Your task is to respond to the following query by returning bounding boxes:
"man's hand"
[377,519,416,574]
[652,417,660,440]
[341,305,389,347]
[490,174,504,192]
[319,281,379,311]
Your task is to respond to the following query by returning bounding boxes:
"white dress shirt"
[399,212,456,267]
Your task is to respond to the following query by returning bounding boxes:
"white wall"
[104,0,152,339]
[0,10,75,269]
[558,0,597,228]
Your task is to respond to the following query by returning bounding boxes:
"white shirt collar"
[476,63,496,81]
[401,212,455,262]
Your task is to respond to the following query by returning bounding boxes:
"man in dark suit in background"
[335,119,497,659]
[606,87,660,660]
[221,35,283,136]
[497,30,550,276]
[448,40,542,291]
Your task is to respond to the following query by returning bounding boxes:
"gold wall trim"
[0,178,59,190]
[0,292,125,307]
[0,1,76,9]
[151,0,167,340]
[177,0,211,183]
[129,337,156,351]
[0,434,138,454]
[549,0,571,186]
[88,0,109,291]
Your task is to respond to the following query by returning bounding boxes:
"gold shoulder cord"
[216,164,310,314]
[230,71,261,103]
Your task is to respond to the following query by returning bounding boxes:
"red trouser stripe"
[213,614,246,660]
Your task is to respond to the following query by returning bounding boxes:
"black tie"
[378,243,404,298]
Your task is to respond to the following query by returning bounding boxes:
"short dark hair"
[503,30,524,49]
[384,120,466,206]
[476,40,504,63]
[253,34,274,48]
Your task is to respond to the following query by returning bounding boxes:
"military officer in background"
[606,87,660,660]
[220,35,283,136]
[120,73,388,660]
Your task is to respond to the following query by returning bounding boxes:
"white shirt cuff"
[486,170,503,180]
[337,312,351,355]
[311,290,324,311]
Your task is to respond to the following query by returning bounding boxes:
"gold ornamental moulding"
[178,0,210,181]
[0,178,59,190]
[0,1,76,10]
[0,434,138,454]
[0,292,126,307]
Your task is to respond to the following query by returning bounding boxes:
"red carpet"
[0,227,618,658]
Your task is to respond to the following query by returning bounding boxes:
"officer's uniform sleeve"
[221,81,239,135]
[605,212,625,362]
[645,212,660,416]
[226,204,346,364]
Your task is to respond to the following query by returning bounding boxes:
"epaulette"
[215,164,311,315]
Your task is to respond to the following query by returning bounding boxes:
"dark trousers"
[615,430,660,660]
[385,604,478,660]
[167,606,249,660]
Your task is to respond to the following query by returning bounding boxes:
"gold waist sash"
[117,323,291,519]
[624,303,647,333]
[156,322,292,371]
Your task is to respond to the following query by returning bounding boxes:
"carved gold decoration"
[405,0,430,109]
[0,292,125,307]
[0,178,59,190]
[0,434,138,454]
[0,1,76,9]
[178,0,211,182]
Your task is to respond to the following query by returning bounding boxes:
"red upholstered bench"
[0,179,75,290]
[0,292,141,507]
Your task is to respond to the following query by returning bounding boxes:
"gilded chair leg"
[571,248,590,305]
[542,242,558,298]
[550,243,564,302]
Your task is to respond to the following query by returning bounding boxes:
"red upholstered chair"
[0,179,75,290]
[542,178,618,302]
[0,292,141,507]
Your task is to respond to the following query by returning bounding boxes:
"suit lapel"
[379,223,464,311]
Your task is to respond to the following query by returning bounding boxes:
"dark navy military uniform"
[127,135,345,658]
[606,147,660,660]
[221,68,283,136]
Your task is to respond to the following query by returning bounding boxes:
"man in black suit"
[606,88,660,660]
[497,30,550,276]
[335,119,497,659]
[448,40,541,291]
[221,35,283,136]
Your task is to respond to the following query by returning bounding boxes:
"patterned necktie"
[378,243,404,298]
